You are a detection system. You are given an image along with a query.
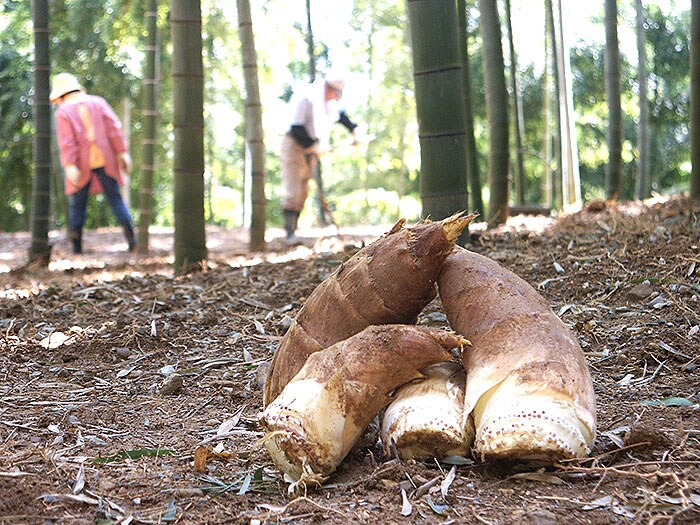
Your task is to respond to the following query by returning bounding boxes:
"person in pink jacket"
[51,73,135,254]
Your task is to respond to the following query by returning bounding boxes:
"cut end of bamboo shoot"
[381,362,474,460]
[440,212,478,243]
[259,378,345,485]
[472,391,594,463]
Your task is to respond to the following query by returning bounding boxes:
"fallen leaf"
[92,448,177,464]
[116,367,134,378]
[649,295,672,309]
[509,471,565,485]
[40,332,70,349]
[258,503,287,513]
[159,365,177,376]
[601,430,625,448]
[441,455,473,466]
[238,473,252,495]
[254,320,265,334]
[216,407,244,436]
[72,464,85,494]
[426,496,449,516]
[194,445,211,473]
[582,495,613,510]
[616,374,634,386]
[640,397,694,407]
[611,503,635,518]
[656,341,692,359]
[441,466,457,497]
[162,499,177,520]
[41,493,100,505]
[558,304,575,316]
[400,488,412,516]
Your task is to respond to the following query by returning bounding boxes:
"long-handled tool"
[311,155,336,228]
[308,135,375,233]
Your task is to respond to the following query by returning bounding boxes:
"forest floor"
[1,196,699,525]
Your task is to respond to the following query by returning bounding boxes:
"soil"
[1,196,699,525]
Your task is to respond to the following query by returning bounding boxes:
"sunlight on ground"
[0,196,678,300]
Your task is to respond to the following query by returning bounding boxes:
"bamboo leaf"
[426,496,449,516]
[400,488,412,516]
[441,455,473,466]
[162,499,177,520]
[440,466,457,497]
[92,448,177,464]
[72,464,85,494]
[238,473,252,495]
[640,397,694,407]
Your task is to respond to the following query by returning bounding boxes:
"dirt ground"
[1,196,699,525]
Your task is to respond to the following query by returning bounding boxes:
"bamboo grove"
[0,0,698,269]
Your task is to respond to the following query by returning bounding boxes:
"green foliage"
[0,2,33,231]
[50,0,136,101]
[571,41,645,201]
[646,4,691,192]
[0,47,33,231]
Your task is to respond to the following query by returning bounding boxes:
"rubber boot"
[122,223,136,252]
[69,227,83,254]
[283,209,301,245]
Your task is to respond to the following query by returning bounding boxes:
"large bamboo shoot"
[438,247,596,462]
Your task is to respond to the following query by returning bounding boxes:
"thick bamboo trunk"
[406,0,469,228]
[236,0,267,251]
[29,0,52,266]
[478,0,510,225]
[171,0,207,273]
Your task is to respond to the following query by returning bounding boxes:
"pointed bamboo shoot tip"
[441,211,478,243]
[388,218,407,235]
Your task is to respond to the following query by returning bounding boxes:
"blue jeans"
[68,167,133,231]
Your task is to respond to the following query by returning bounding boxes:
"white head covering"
[50,73,84,102]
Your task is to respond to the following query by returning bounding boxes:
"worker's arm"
[289,125,317,149]
[338,111,358,133]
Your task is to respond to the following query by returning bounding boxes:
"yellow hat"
[49,73,83,102]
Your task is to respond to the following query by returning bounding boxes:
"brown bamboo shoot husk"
[263,212,476,406]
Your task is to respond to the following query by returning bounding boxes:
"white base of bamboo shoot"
[472,382,594,463]
[381,363,474,460]
[259,378,345,486]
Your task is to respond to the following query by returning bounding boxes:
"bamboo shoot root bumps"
[438,247,596,462]
[263,213,475,406]
[258,325,466,489]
